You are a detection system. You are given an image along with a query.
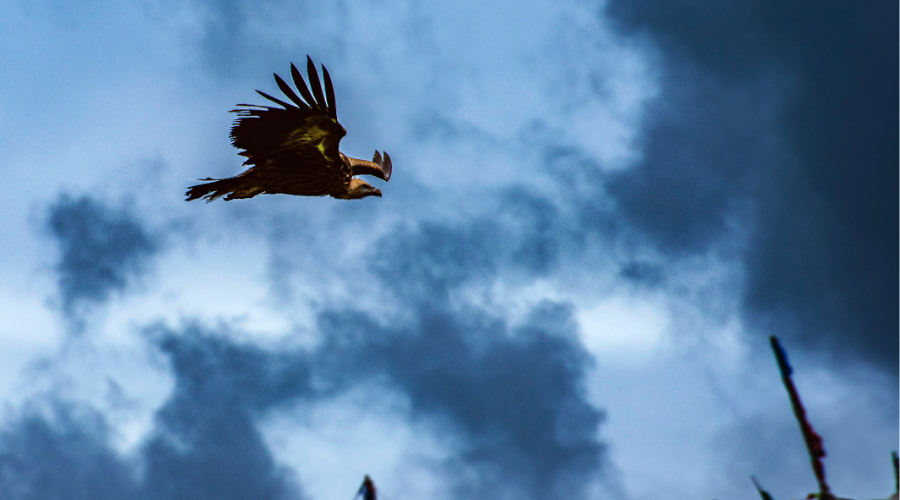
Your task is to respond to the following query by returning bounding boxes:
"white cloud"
[577,293,670,360]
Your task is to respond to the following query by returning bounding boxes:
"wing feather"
[254,90,293,109]
[273,73,306,108]
[322,65,337,119]
[306,56,327,112]
[290,63,317,108]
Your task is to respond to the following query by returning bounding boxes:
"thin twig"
[751,475,776,500]
[769,336,830,496]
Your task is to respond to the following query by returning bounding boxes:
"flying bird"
[186,56,391,202]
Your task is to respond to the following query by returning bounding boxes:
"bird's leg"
[345,151,392,181]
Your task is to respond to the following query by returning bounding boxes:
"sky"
[0,1,896,499]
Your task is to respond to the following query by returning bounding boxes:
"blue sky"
[0,1,896,499]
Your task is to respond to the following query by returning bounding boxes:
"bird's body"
[186,56,391,202]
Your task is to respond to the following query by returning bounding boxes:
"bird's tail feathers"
[185,177,260,202]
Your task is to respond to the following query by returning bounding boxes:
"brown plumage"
[186,56,392,202]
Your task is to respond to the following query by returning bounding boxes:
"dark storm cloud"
[138,326,311,500]
[603,67,772,253]
[603,0,898,369]
[316,303,604,500]
[46,194,160,319]
[307,208,606,500]
[0,403,136,500]
[740,2,897,370]
[0,328,312,500]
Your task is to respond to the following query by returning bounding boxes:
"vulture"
[186,56,391,202]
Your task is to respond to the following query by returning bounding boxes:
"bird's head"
[343,178,382,199]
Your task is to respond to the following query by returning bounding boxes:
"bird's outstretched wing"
[230,56,347,185]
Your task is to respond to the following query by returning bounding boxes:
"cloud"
[603,0,898,370]
[302,204,608,500]
[0,300,604,500]
[6,1,893,499]
[46,194,161,323]
[0,326,312,500]
[0,403,137,500]
[138,326,311,500]
[315,303,605,500]
[740,1,897,370]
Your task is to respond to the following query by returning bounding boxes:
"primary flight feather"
[186,56,392,202]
